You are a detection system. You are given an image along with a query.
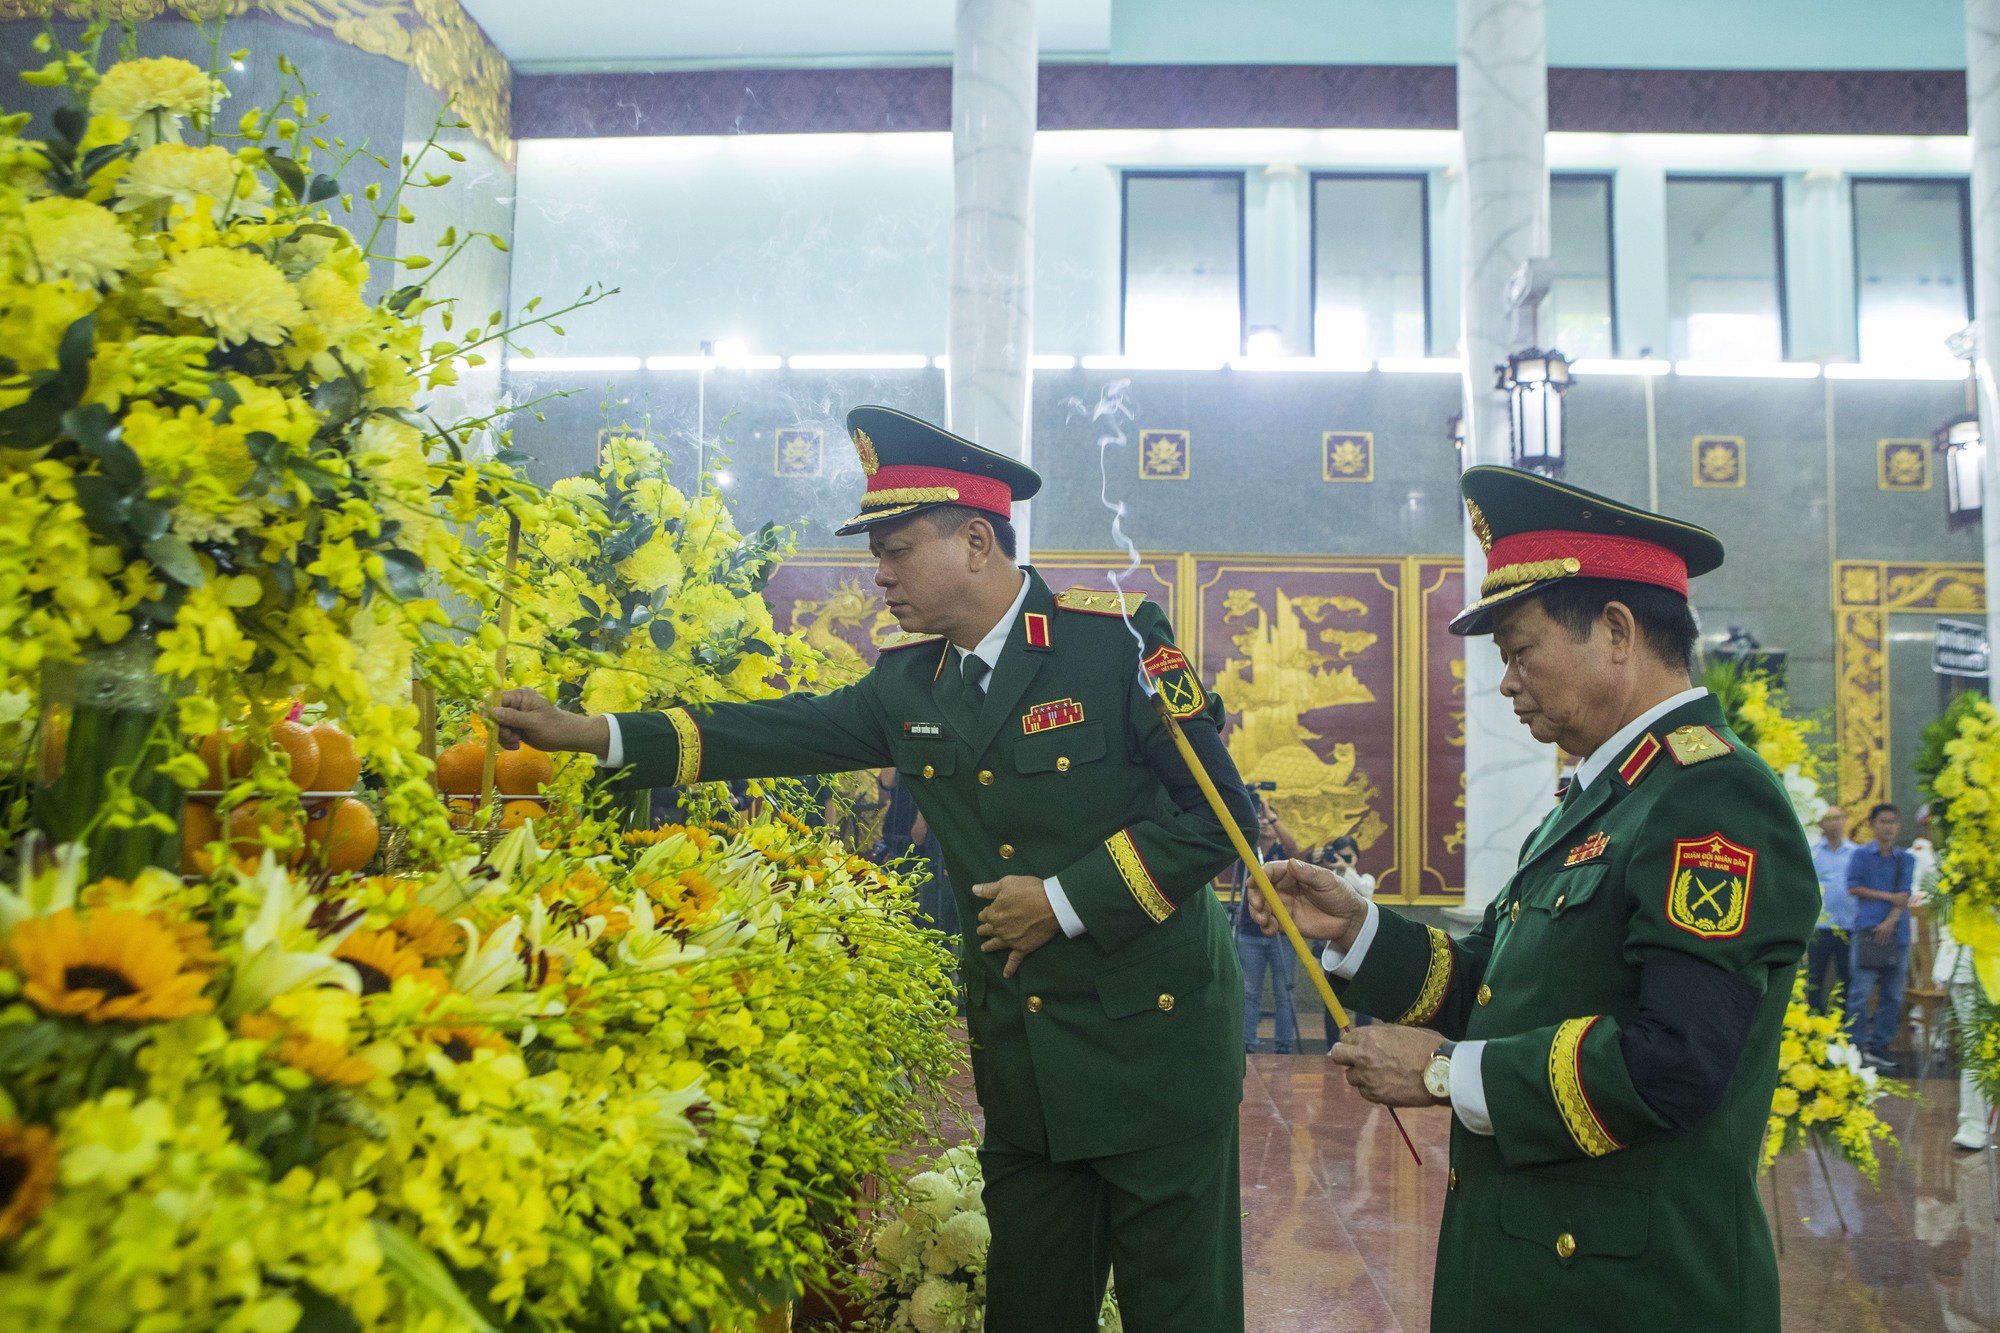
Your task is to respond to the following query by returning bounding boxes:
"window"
[1311,173,1429,360]
[1665,177,1786,362]
[1548,174,1615,359]
[1121,172,1244,360]
[1852,178,1970,365]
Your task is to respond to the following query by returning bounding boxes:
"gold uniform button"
[979,769,994,785]
[1555,1233,1577,1259]
[1056,757,1071,772]
[1476,984,1493,1006]
[1509,902,1521,923]
[1157,993,1174,1012]
[1026,995,1042,1013]
[999,843,1015,859]
[1555,894,1567,911]
[921,764,935,779]
[1448,1168,1458,1191]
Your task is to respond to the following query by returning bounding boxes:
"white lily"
[226,853,360,1014]
[637,1077,709,1148]
[615,889,705,973]
[452,914,525,999]
[0,841,87,932]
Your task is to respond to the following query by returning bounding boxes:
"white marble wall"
[1969,0,2000,663]
[1455,0,1557,916]
[949,0,1038,553]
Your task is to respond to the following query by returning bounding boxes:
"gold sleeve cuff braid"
[1107,830,1175,922]
[665,708,702,785]
[1550,1016,1624,1157]
[1395,926,1455,1025]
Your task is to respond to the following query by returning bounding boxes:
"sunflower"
[424,1025,507,1064]
[237,1013,376,1086]
[333,929,445,996]
[388,906,463,961]
[0,1120,57,1239]
[11,908,213,1022]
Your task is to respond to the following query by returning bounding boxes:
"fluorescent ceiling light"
[1031,354,1078,370]
[1079,354,1228,371]
[785,354,932,370]
[1227,356,1373,373]
[1569,359,1671,377]
[1823,361,1969,381]
[505,356,640,373]
[715,355,783,370]
[1674,361,1821,379]
[646,355,714,370]
[1376,357,1463,375]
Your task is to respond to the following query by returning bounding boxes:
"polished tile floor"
[1237,1055,2000,1332]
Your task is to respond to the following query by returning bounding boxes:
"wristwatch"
[1422,1042,1458,1103]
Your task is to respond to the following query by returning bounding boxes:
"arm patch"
[1666,834,1755,940]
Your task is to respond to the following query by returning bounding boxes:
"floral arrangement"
[862,1145,1119,1333]
[1917,694,2000,1101]
[0,810,958,1331]
[1760,973,1905,1184]
[0,22,601,873]
[1702,661,1828,828]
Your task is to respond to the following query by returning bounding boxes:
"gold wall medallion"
[1138,429,1191,480]
[773,428,822,478]
[1322,431,1374,483]
[1691,435,1746,488]
[1876,438,1930,491]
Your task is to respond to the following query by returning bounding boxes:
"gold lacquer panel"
[1191,558,1409,897]
[1415,560,1467,898]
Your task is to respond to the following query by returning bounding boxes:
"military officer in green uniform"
[1252,466,1817,1333]
[494,406,1257,1333]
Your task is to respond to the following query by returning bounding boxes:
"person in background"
[1846,802,1915,1070]
[1232,792,1300,1054]
[1934,908,1995,1151]
[1908,803,1938,903]
[1312,836,1375,1051]
[1805,806,1856,1012]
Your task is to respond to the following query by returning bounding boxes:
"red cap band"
[1485,529,1689,597]
[864,464,1014,517]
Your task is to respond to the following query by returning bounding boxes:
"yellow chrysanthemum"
[0,1120,57,1240]
[152,247,303,347]
[10,907,214,1022]
[20,196,139,287]
[296,264,371,337]
[89,56,218,122]
[617,535,684,592]
[116,143,263,216]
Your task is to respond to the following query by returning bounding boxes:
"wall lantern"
[1497,348,1571,475]
[1935,412,1984,528]
[1448,412,1466,468]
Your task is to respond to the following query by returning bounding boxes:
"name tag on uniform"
[903,721,946,738]
[1564,832,1609,866]
[1023,699,1084,734]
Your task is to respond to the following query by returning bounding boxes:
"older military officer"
[495,407,1257,1333]
[1253,466,1817,1333]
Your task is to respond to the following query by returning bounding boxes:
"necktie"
[963,653,991,707]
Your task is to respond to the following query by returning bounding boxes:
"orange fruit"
[495,744,553,796]
[230,720,321,790]
[311,722,362,792]
[197,731,235,789]
[227,801,303,861]
[447,798,478,829]
[435,739,489,797]
[181,800,220,875]
[306,797,379,873]
[499,799,544,829]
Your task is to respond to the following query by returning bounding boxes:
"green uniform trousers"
[981,1118,1243,1333]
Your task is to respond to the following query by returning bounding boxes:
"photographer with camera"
[1230,782,1301,1053]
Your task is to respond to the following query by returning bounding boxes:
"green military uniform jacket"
[1339,694,1817,1333]
[609,567,1250,1162]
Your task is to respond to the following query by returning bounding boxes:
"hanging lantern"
[1448,412,1466,468]
[1497,348,1571,475]
[1935,413,1984,528]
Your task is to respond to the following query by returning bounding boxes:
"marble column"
[1968,0,2000,665]
[1454,0,1555,917]
[948,0,1037,555]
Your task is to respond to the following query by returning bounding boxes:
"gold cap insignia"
[1466,497,1494,554]
[852,428,880,476]
[1664,725,1733,767]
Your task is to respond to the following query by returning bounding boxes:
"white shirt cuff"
[597,713,625,769]
[1449,1040,1494,1135]
[1044,875,1086,938]
[1319,900,1381,978]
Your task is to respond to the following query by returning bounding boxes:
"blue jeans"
[1805,927,1851,1013]
[1236,929,1298,1053]
[1846,937,1909,1054]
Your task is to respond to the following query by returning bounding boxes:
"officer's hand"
[1248,859,1369,949]
[1326,1024,1447,1108]
[972,875,1060,979]
[489,689,612,757]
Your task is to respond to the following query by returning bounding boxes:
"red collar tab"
[1616,733,1663,787]
[859,464,1014,519]
[1023,611,1051,650]
[1485,528,1690,599]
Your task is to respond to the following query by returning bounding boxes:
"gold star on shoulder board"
[1664,725,1734,767]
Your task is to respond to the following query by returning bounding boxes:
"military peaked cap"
[834,405,1042,536]
[1451,465,1724,636]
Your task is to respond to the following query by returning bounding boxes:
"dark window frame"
[1551,170,1619,358]
[1848,174,1973,359]
[1307,170,1433,358]
[1119,169,1248,357]
[1664,173,1790,361]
